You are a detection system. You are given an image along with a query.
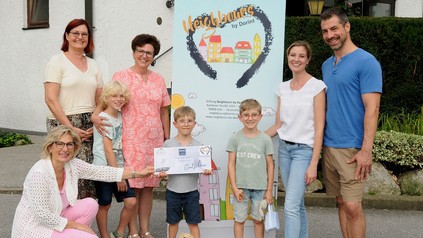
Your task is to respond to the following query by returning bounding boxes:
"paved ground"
[1,134,423,237]
[1,194,423,237]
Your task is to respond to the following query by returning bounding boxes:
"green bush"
[373,131,423,175]
[0,130,32,148]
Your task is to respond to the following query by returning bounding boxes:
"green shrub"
[0,130,32,148]
[373,131,423,175]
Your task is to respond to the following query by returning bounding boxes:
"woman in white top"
[265,41,326,238]
[11,125,154,238]
[44,19,106,198]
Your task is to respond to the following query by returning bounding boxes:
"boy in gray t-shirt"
[227,99,274,237]
[158,106,211,238]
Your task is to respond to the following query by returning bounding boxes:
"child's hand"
[234,188,244,202]
[117,181,127,192]
[157,171,168,178]
[264,190,273,204]
[202,169,212,175]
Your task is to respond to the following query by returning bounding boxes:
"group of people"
[263,7,381,238]
[13,18,170,238]
[226,7,381,238]
[11,6,382,238]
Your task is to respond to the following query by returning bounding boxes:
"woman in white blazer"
[11,125,154,238]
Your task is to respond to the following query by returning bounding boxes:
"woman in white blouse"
[265,41,326,238]
[11,125,154,238]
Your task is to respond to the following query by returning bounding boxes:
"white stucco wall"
[396,0,423,17]
[0,0,419,133]
[0,0,86,133]
[93,0,174,87]
[0,0,173,133]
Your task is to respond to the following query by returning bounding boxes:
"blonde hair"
[100,81,130,110]
[174,106,196,121]
[239,98,262,114]
[42,125,81,159]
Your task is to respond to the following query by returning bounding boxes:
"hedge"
[283,17,423,115]
[373,130,423,175]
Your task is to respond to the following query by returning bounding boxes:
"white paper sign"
[154,145,212,174]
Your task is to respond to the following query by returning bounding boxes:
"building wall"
[0,0,173,133]
[0,0,419,133]
[0,0,85,133]
[396,0,423,17]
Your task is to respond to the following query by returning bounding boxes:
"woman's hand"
[72,127,93,142]
[91,114,111,135]
[66,220,96,234]
[139,166,155,177]
[305,164,318,185]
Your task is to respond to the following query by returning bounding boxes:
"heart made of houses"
[186,5,273,88]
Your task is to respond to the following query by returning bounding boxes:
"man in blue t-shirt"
[320,7,382,238]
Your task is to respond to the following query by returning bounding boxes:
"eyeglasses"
[241,113,260,119]
[69,31,89,39]
[135,49,154,58]
[176,119,195,125]
[54,141,76,149]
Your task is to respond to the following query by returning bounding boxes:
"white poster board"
[170,0,286,236]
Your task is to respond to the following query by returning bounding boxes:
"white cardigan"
[11,158,124,238]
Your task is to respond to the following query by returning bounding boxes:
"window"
[24,0,49,29]
[208,174,217,184]
[210,204,219,217]
[208,188,219,200]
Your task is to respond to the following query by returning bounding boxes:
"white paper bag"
[264,204,280,232]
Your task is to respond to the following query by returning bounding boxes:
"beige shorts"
[322,146,364,202]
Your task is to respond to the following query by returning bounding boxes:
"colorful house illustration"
[220,47,234,63]
[234,41,252,64]
[199,160,220,221]
[207,35,222,63]
[199,38,208,61]
[253,33,262,62]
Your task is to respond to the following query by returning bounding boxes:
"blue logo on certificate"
[179,148,186,156]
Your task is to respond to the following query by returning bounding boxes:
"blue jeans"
[279,139,313,238]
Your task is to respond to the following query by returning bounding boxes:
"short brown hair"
[320,7,349,25]
[239,99,262,114]
[61,19,94,54]
[131,34,161,56]
[174,106,196,121]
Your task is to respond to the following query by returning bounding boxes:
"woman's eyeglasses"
[69,31,89,39]
[54,141,76,149]
[135,48,154,58]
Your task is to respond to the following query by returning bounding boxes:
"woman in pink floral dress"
[112,34,170,238]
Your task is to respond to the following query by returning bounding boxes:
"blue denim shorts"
[166,189,201,225]
[233,189,265,222]
[94,180,135,205]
